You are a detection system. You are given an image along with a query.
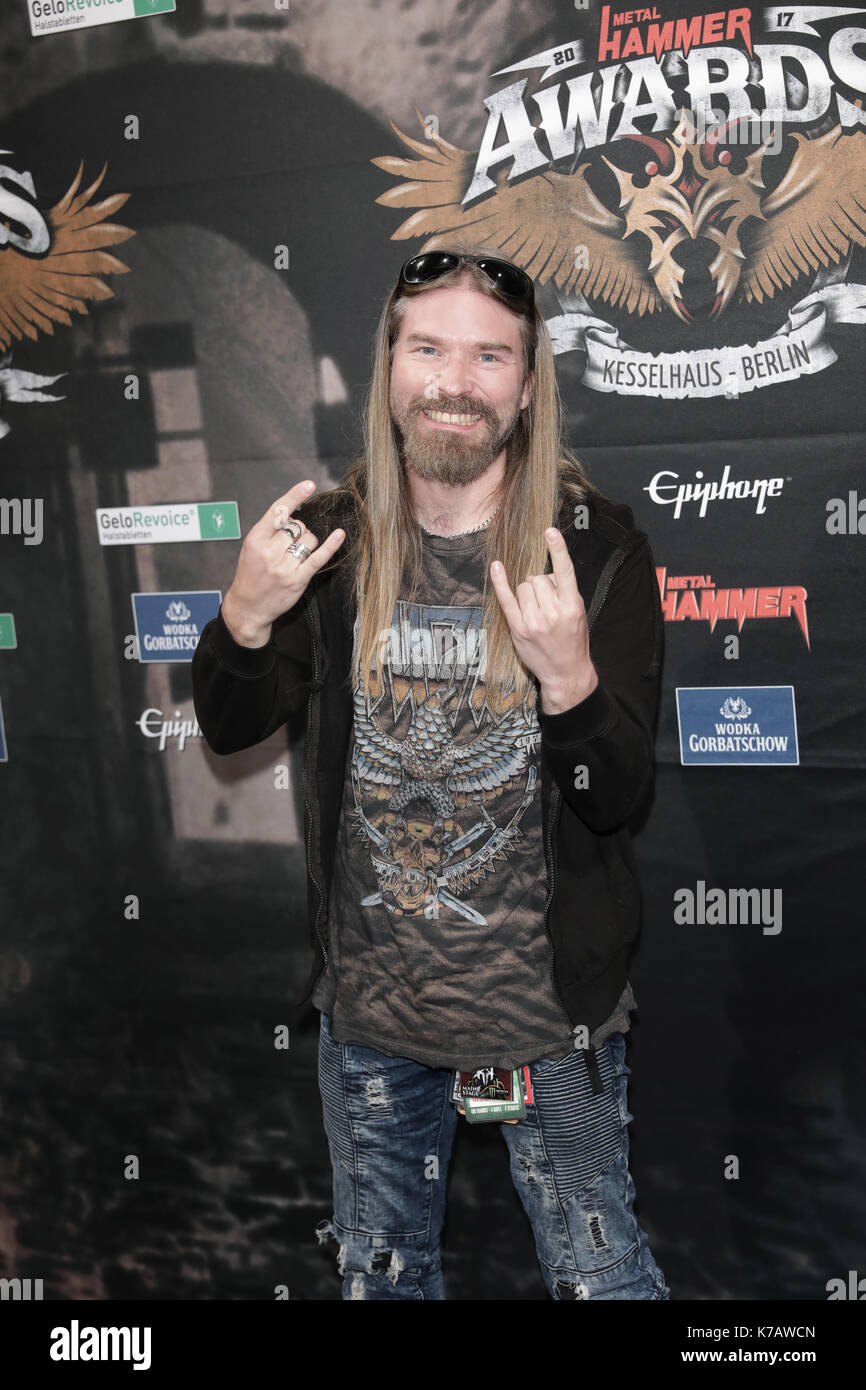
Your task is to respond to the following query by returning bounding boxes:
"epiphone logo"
[644,467,785,518]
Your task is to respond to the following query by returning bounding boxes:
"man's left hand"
[489,527,598,714]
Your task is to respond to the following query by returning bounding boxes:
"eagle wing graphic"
[0,160,135,354]
[372,113,663,316]
[447,711,530,807]
[352,687,406,794]
[740,123,866,304]
[352,684,531,809]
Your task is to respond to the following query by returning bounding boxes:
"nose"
[437,354,474,398]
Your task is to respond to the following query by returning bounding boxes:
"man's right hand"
[220,480,345,648]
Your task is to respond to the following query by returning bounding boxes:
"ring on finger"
[278,519,302,541]
[287,540,312,561]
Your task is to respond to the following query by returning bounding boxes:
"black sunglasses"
[398,251,534,311]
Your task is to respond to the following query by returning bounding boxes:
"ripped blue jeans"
[315,1011,670,1300]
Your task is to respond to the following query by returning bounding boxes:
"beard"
[390,391,523,487]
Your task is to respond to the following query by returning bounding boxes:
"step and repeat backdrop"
[0,0,863,1301]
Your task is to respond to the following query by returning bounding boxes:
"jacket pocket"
[606,846,638,911]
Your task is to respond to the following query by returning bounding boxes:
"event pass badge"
[453,1065,532,1123]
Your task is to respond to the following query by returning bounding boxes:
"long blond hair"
[318,241,601,712]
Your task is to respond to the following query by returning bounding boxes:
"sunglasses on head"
[398,251,535,312]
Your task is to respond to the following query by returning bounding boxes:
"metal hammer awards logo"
[373,6,866,398]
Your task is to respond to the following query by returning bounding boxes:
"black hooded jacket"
[191,487,663,1038]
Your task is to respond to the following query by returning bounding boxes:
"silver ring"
[287,540,312,561]
[278,520,302,541]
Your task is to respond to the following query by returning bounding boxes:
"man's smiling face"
[389,283,534,487]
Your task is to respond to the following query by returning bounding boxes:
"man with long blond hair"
[192,245,669,1301]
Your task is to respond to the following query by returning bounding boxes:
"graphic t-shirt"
[311,524,635,1070]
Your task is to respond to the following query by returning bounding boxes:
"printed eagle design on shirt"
[349,680,540,922]
[352,680,529,818]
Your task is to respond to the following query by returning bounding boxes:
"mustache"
[411,398,490,419]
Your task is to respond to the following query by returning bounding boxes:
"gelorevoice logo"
[96,501,239,546]
[0,497,42,545]
[132,590,221,663]
[645,465,785,519]
[29,0,176,40]
[676,686,799,765]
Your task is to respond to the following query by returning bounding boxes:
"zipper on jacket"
[542,536,638,1029]
[303,532,355,984]
[542,774,567,1019]
[585,540,636,634]
[303,607,328,967]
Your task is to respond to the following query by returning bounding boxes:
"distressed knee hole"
[554,1279,590,1300]
[314,1218,348,1275]
[368,1247,406,1284]
[315,1222,408,1288]
[346,1254,405,1297]
[314,1217,334,1247]
[363,1072,393,1117]
[588,1213,607,1249]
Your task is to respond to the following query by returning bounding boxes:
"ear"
[520,369,535,411]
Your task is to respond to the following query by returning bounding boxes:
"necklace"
[418,501,501,538]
